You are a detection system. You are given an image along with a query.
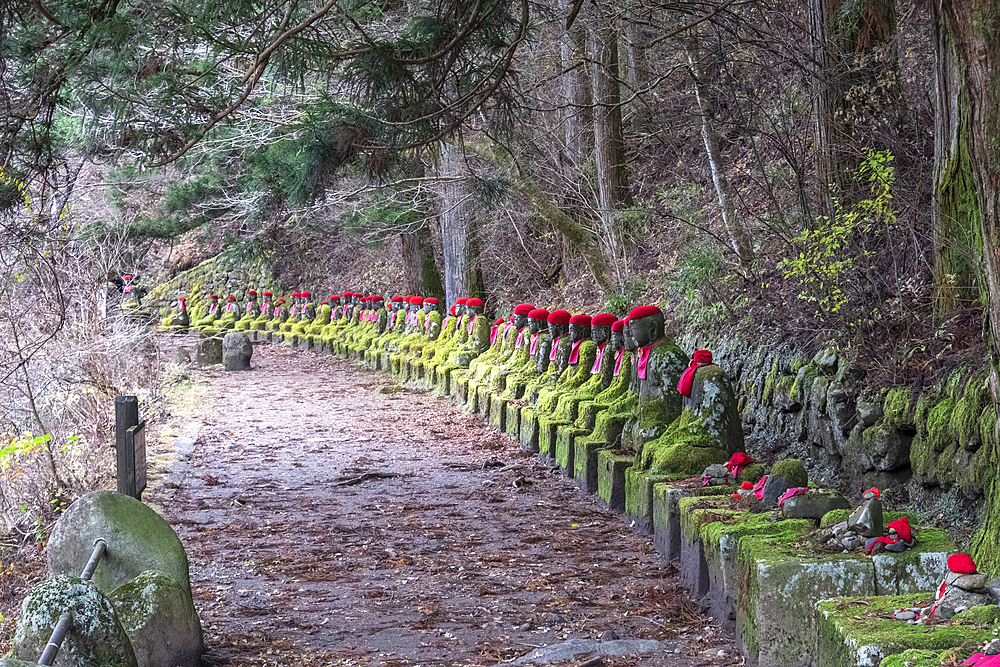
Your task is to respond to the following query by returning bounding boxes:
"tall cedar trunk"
[809,0,901,212]
[438,143,484,304]
[931,12,981,314]
[588,21,632,213]
[400,223,445,301]
[623,0,648,135]
[936,0,1000,577]
[560,0,590,170]
[686,41,754,265]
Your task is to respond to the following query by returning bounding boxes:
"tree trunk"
[400,222,445,301]
[931,12,981,315]
[437,143,483,304]
[588,20,632,213]
[685,41,754,265]
[560,0,590,170]
[623,0,648,135]
[935,0,1000,578]
[809,0,901,212]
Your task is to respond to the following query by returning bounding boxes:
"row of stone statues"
[163,290,746,499]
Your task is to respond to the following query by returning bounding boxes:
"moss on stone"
[737,462,766,485]
[821,509,851,527]
[770,458,808,487]
[817,594,995,667]
[637,410,728,476]
[957,604,1000,625]
[878,649,949,667]
[883,387,915,428]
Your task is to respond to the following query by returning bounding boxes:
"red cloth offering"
[530,333,540,355]
[887,517,912,542]
[637,340,662,380]
[677,349,713,396]
[724,452,752,477]
[614,349,626,376]
[550,337,562,361]
[568,339,584,365]
[592,343,606,374]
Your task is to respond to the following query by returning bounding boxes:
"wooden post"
[115,396,141,499]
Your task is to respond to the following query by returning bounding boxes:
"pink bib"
[592,343,606,374]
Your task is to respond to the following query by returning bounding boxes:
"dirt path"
[147,344,737,667]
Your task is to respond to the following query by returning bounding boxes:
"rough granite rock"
[936,586,994,619]
[195,333,223,366]
[109,571,203,667]
[760,458,808,506]
[684,365,745,456]
[12,575,138,667]
[222,331,253,371]
[847,497,884,538]
[47,490,193,597]
[781,491,850,520]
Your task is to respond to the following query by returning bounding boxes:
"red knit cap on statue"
[227,295,236,300]
[391,296,404,303]
[494,318,505,325]
[547,310,571,325]
[370,295,384,302]
[123,274,132,280]
[513,303,535,316]
[424,297,439,305]
[569,313,592,326]
[592,313,616,327]
[410,297,424,305]
[887,517,912,543]
[528,308,550,321]
[456,298,469,305]
[611,319,625,332]
[247,290,257,296]
[178,296,186,300]
[628,305,661,320]
[263,292,272,297]
[320,301,328,306]
[466,298,484,307]
[343,291,352,298]
[277,298,285,303]
[948,554,977,574]
[302,291,312,298]
[449,306,456,315]
[292,292,301,298]
[329,295,340,302]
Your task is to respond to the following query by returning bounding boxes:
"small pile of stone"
[893,553,999,623]
[865,517,914,554]
[817,520,864,551]
[701,463,735,487]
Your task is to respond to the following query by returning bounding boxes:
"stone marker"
[47,490,193,596]
[195,333,223,366]
[781,491,849,520]
[109,570,203,667]
[847,496,884,537]
[222,331,253,370]
[12,574,137,667]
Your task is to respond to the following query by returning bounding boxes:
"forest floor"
[5,343,739,667]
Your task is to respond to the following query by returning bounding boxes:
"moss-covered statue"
[266,297,289,332]
[522,309,572,405]
[279,292,301,333]
[635,349,745,477]
[251,292,273,331]
[498,308,552,439]
[538,312,617,455]
[400,297,441,379]
[435,297,489,393]
[162,295,190,331]
[424,299,468,385]
[619,305,688,457]
[523,312,596,452]
[217,294,240,329]
[235,290,261,331]
[194,294,222,328]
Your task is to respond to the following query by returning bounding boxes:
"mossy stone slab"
[573,437,602,494]
[625,469,675,535]
[597,452,633,511]
[506,403,522,441]
[521,408,541,454]
[109,570,203,667]
[490,396,508,431]
[816,595,997,667]
[652,484,688,562]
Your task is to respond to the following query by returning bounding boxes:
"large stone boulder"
[47,491,192,597]
[195,333,223,365]
[760,458,809,506]
[222,331,253,371]
[12,575,137,667]
[109,571,203,667]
